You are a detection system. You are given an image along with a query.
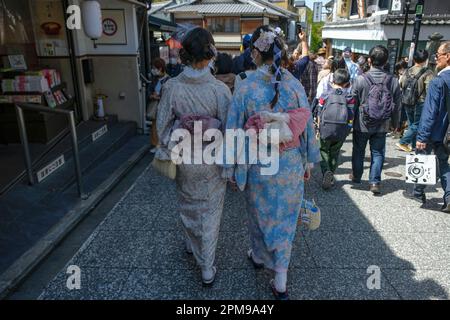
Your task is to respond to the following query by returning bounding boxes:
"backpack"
[319,89,351,142]
[401,67,428,106]
[362,74,396,127]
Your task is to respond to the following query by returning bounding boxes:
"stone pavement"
[39,136,450,300]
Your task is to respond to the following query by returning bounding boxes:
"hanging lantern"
[81,0,103,40]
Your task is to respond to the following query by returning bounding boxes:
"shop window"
[378,0,390,10]
[206,17,240,33]
[0,0,39,69]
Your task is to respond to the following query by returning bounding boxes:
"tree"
[306,7,325,53]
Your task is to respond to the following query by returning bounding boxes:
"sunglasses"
[436,51,449,58]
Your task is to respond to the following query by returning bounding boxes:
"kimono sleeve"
[297,83,320,166]
[223,87,248,188]
[155,80,175,161]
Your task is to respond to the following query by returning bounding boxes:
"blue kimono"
[226,65,320,272]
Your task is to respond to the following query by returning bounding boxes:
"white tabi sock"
[274,271,287,293]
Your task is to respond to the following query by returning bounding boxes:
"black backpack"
[319,89,351,142]
[401,67,428,106]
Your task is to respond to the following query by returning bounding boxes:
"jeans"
[414,142,450,202]
[352,131,386,184]
[320,139,344,174]
[399,102,424,147]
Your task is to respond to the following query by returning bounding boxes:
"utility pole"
[398,0,411,61]
[408,0,425,67]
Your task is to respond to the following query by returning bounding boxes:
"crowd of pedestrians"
[148,25,450,300]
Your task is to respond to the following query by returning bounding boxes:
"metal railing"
[15,103,88,200]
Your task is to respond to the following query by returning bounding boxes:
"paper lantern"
[81,0,103,40]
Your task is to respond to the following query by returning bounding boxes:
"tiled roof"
[324,13,450,28]
[150,1,173,14]
[383,14,450,25]
[166,3,284,16]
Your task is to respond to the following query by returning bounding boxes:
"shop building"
[322,0,450,61]
[0,0,152,297]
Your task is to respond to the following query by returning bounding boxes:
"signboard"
[387,39,399,75]
[97,9,127,45]
[337,0,351,18]
[313,2,322,23]
[37,155,65,183]
[294,0,306,7]
[298,7,307,23]
[92,125,108,142]
[390,0,403,13]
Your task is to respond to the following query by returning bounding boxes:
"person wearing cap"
[316,48,327,73]
[232,34,253,74]
[343,47,360,83]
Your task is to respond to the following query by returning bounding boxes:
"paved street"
[38,135,450,300]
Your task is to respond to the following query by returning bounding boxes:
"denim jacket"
[417,69,450,143]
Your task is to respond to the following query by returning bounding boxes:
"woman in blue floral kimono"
[226,26,320,299]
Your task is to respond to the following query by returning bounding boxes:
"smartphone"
[296,23,302,35]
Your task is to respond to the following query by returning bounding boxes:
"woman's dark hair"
[250,25,286,109]
[152,57,166,74]
[179,27,216,65]
[243,48,257,71]
[215,52,233,74]
[333,68,350,86]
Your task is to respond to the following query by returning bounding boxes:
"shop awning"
[331,39,427,56]
[149,16,178,32]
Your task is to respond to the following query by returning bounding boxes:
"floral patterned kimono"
[226,65,320,272]
[155,66,231,271]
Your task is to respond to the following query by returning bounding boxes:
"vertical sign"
[390,0,403,14]
[357,0,366,18]
[337,0,351,18]
[313,2,322,23]
[410,0,425,65]
[387,39,400,75]
[298,7,307,23]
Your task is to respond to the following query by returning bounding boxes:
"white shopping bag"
[405,154,437,185]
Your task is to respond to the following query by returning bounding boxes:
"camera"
[296,22,303,35]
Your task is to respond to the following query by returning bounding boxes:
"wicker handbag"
[151,158,176,180]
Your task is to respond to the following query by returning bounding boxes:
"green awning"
[149,16,178,32]
[332,39,427,56]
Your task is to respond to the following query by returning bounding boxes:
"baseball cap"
[344,46,352,53]
[317,48,326,55]
[242,34,252,49]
